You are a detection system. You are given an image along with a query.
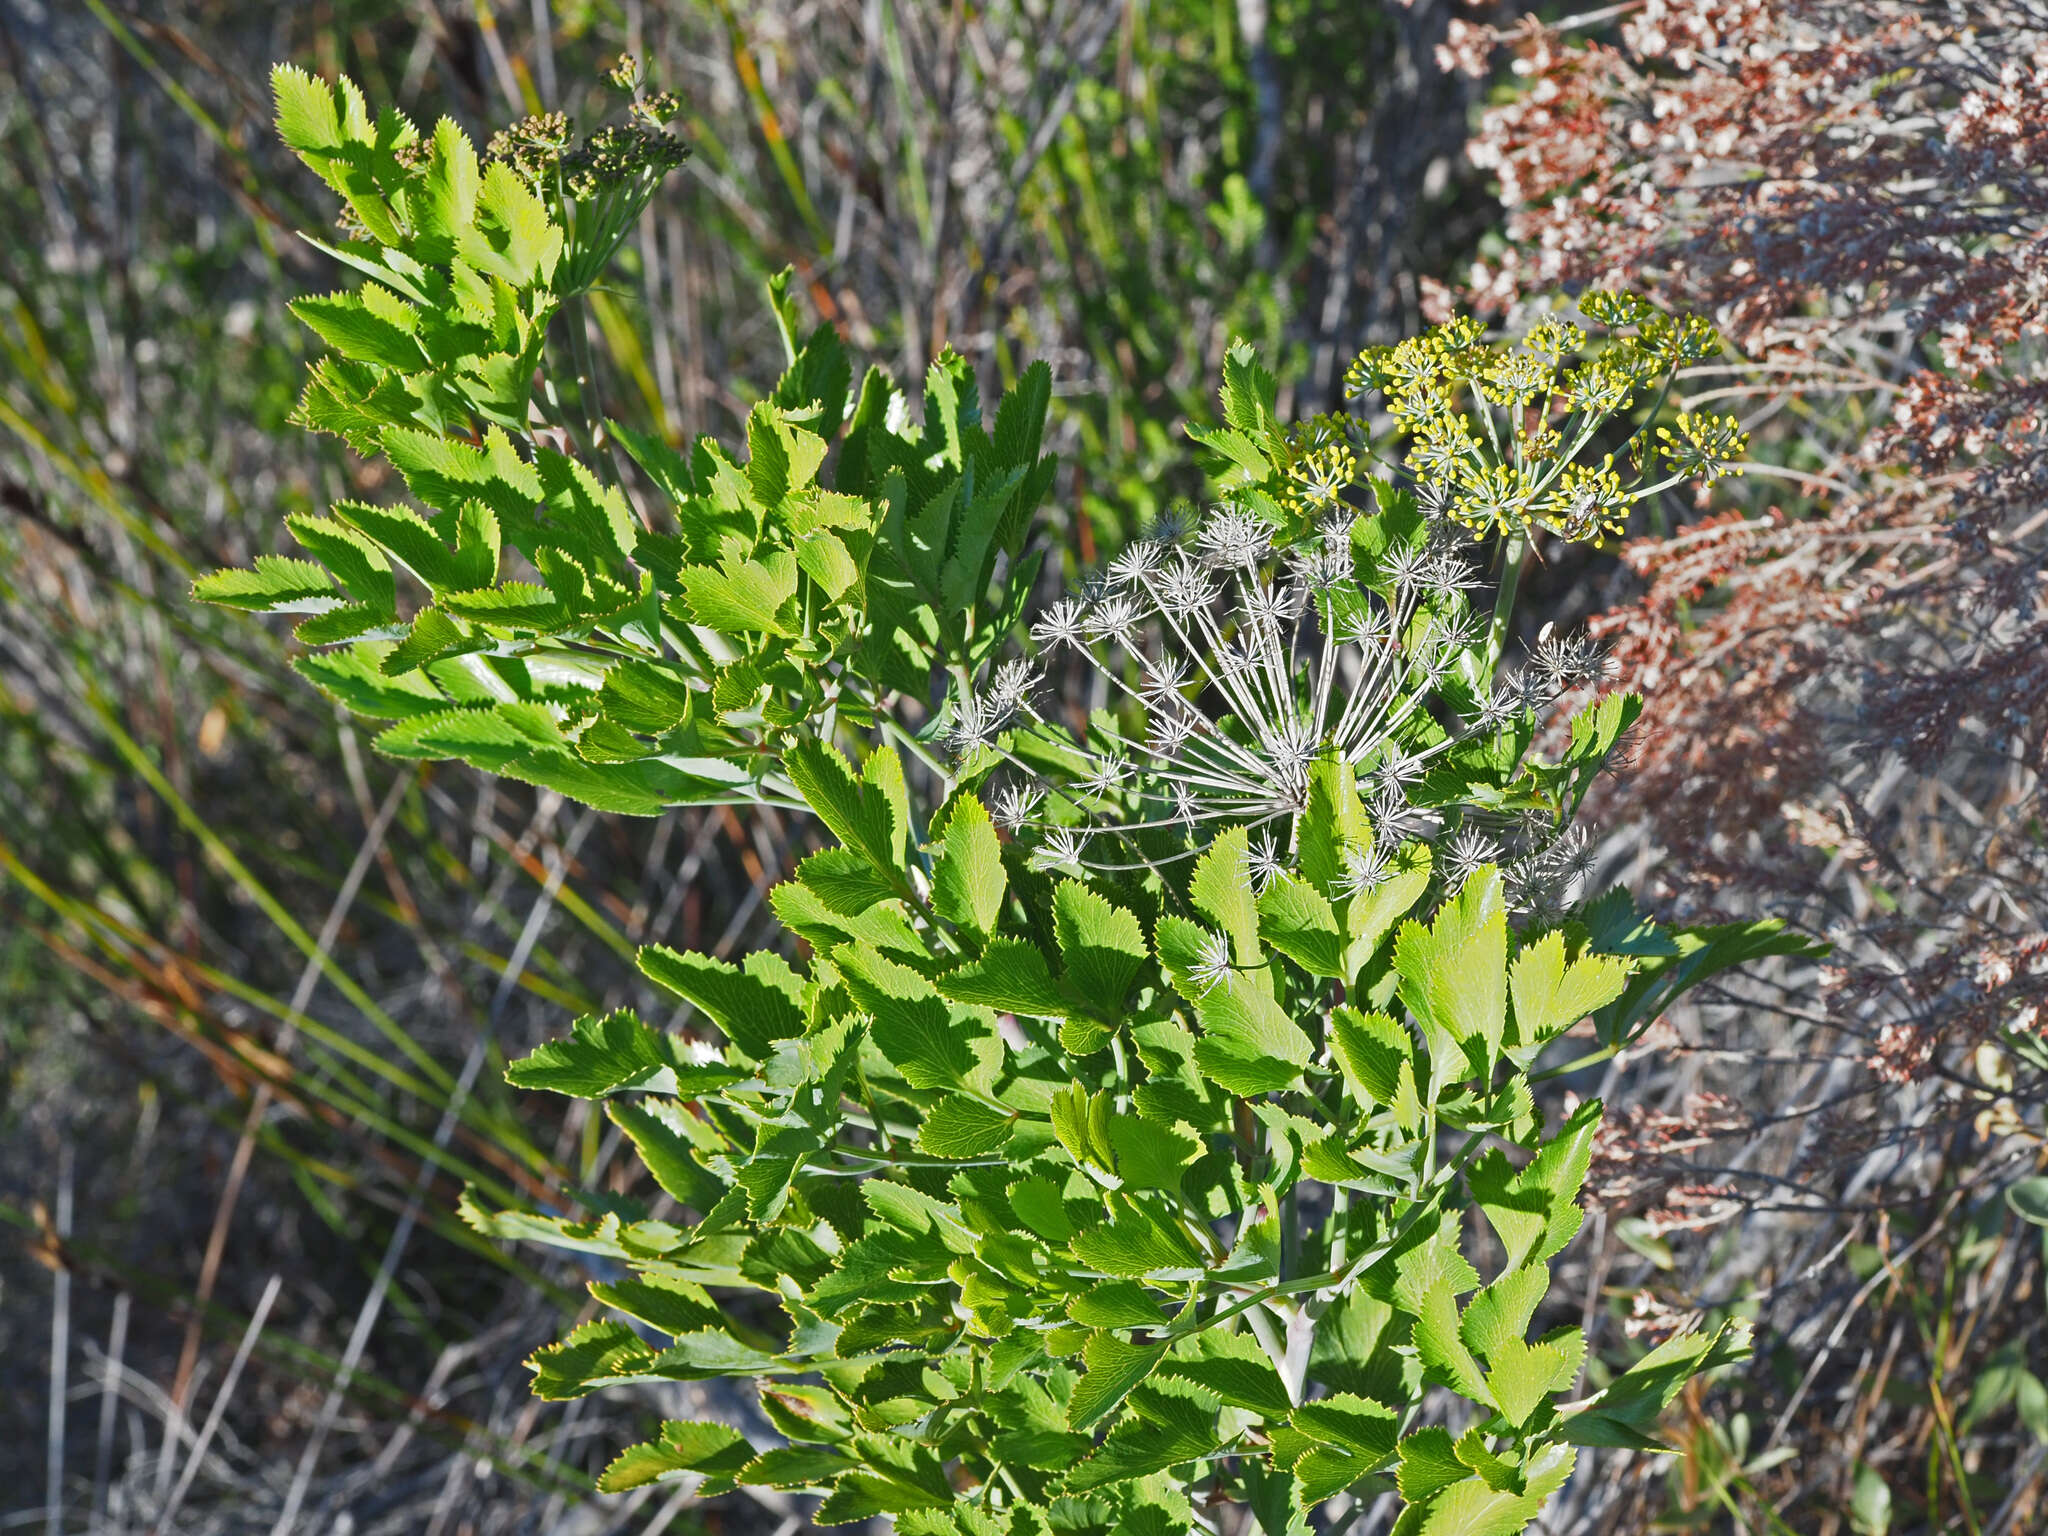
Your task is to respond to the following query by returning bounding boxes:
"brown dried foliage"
[1449,1,2048,1527]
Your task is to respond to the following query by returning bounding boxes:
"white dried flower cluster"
[1523,623,1612,703]
[1516,821,1600,914]
[1445,813,1604,922]
[969,504,1497,873]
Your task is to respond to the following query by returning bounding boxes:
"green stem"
[876,709,955,795]
[1529,1042,1620,1085]
[1486,534,1530,675]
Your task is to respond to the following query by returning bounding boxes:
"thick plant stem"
[1486,533,1532,674]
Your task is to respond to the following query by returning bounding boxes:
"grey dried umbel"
[951,502,1604,903]
[953,501,1618,919]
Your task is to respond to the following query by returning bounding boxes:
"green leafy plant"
[199,62,1053,818]
[204,65,1811,1535]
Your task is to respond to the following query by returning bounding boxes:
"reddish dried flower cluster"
[1622,1288,1701,1346]
[1585,1091,1749,1232]
[1449,6,2048,1516]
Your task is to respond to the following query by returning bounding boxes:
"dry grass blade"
[170,768,413,1418]
[156,1272,280,1532]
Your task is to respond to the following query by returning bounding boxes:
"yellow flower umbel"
[1286,441,1359,516]
[1658,411,1750,484]
[1347,290,1748,548]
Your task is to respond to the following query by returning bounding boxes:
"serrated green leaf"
[1509,930,1630,1049]
[653,1329,782,1377]
[606,1098,724,1211]
[1413,1473,1551,1536]
[269,69,408,238]
[759,1384,854,1447]
[934,794,1005,942]
[529,1319,658,1398]
[272,62,345,155]
[381,425,542,536]
[1301,1136,1421,1196]
[785,741,910,882]
[1345,840,1434,958]
[1561,691,1641,809]
[863,1181,977,1253]
[1067,1281,1169,1331]
[1258,871,1346,978]
[1469,1099,1602,1270]
[330,498,462,589]
[441,581,565,629]
[1107,1116,1199,1191]
[1296,758,1369,894]
[294,644,446,717]
[637,945,805,1061]
[1562,1317,1752,1448]
[1007,1177,1076,1243]
[536,446,638,566]
[1484,1336,1570,1429]
[290,290,423,371]
[1188,423,1277,489]
[1070,1194,1207,1279]
[381,607,469,675]
[1396,866,1508,1080]
[1219,337,1279,443]
[1332,1008,1412,1108]
[1188,975,1312,1095]
[1288,1392,1397,1502]
[1191,827,1263,968]
[1159,1332,1293,1418]
[814,1470,951,1523]
[1068,1332,1169,1431]
[1294,1394,1398,1460]
[1050,1082,1113,1172]
[1065,1391,1221,1491]
[595,660,692,735]
[194,556,339,615]
[937,938,1070,1018]
[487,746,730,816]
[916,1097,1016,1159]
[681,551,799,636]
[741,1446,860,1490]
[770,876,925,959]
[596,1420,754,1494]
[1055,881,1147,1024]
[286,513,396,612]
[1592,913,1823,1050]
[374,703,523,765]
[1413,1278,1490,1405]
[452,498,503,591]
[413,115,478,256]
[795,847,897,915]
[1396,1427,1467,1503]
[837,942,1002,1092]
[464,160,561,287]
[506,1009,743,1097]
[589,1273,723,1338]
[292,602,397,646]
[1459,1265,1550,1362]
